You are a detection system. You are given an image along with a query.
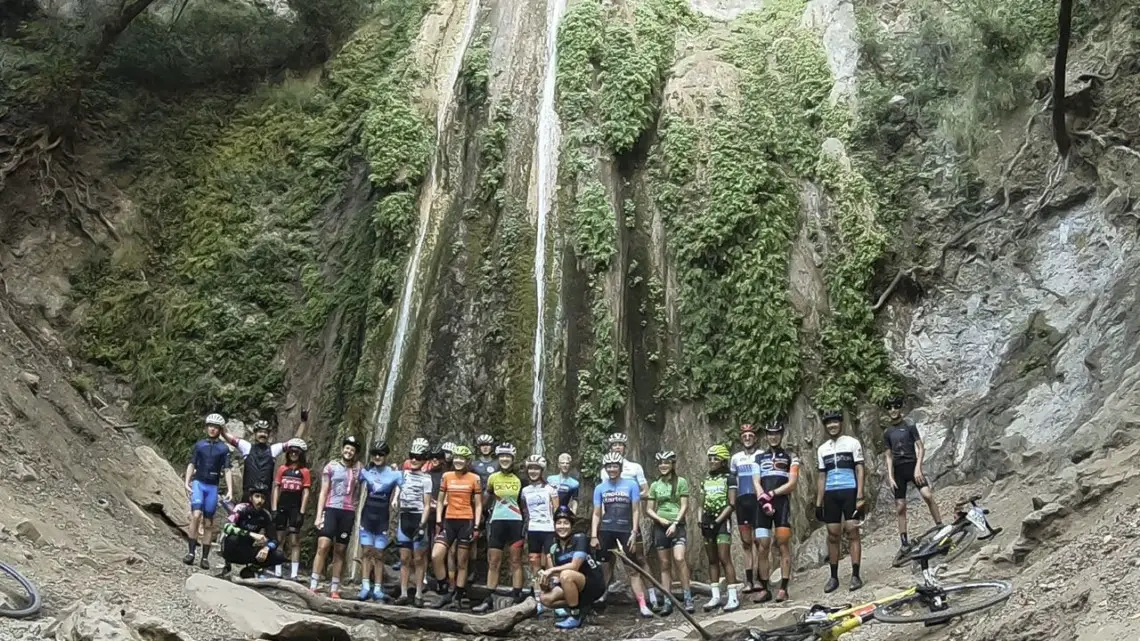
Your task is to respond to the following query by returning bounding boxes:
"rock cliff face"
[6,0,1139,565]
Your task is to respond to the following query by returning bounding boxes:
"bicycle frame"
[803,586,920,641]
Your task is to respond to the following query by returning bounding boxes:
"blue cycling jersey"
[817,436,864,492]
[547,473,580,508]
[191,438,231,485]
[360,465,404,525]
[593,478,640,533]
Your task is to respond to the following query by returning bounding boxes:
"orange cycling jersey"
[440,471,482,520]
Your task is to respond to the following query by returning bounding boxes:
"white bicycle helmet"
[205,413,225,427]
[602,452,624,466]
[410,438,431,455]
[495,443,517,457]
[285,438,307,452]
[608,432,628,444]
[441,441,457,454]
[655,451,677,462]
[525,454,547,468]
[476,434,495,446]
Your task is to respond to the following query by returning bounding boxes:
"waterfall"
[531,0,567,455]
[373,0,483,442]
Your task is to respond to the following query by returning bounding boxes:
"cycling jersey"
[229,437,285,493]
[360,465,403,529]
[398,469,433,513]
[598,460,647,488]
[756,448,800,494]
[648,476,690,522]
[521,483,559,532]
[883,419,921,464]
[730,449,760,496]
[321,460,361,510]
[440,471,481,520]
[593,478,640,533]
[223,502,277,543]
[547,473,580,508]
[472,458,498,487]
[817,436,864,491]
[700,472,737,518]
[273,464,311,511]
[549,534,606,602]
[486,471,523,521]
[190,438,231,485]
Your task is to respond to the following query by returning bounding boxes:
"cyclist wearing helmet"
[474,443,526,612]
[521,454,559,578]
[395,438,433,606]
[470,434,497,585]
[596,433,648,490]
[431,444,483,609]
[730,423,762,593]
[815,409,865,593]
[427,443,450,588]
[310,435,362,599]
[184,413,234,569]
[548,453,580,512]
[221,483,284,578]
[357,441,403,601]
[699,444,739,612]
[592,451,652,618]
[646,451,693,615]
[539,506,605,629]
[222,410,306,502]
[271,438,311,579]
[882,396,942,552]
[752,421,800,603]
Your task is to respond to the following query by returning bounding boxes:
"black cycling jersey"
[755,448,801,494]
[223,503,278,542]
[242,442,277,492]
[550,533,602,579]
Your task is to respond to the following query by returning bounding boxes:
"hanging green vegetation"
[74,3,434,456]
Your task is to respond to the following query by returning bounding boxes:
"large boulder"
[55,600,194,641]
[123,446,191,536]
[184,574,350,641]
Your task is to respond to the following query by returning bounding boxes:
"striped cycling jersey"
[817,436,864,491]
[730,449,760,495]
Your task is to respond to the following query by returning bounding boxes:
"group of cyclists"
[180,397,943,629]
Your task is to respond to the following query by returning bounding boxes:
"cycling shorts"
[435,519,475,546]
[319,508,355,544]
[359,529,390,550]
[652,523,688,549]
[274,506,304,534]
[755,496,792,536]
[190,481,220,519]
[487,521,525,549]
[735,494,759,528]
[822,489,859,525]
[700,518,732,545]
[892,462,930,500]
[526,531,555,556]
[596,531,640,563]
[396,512,428,550]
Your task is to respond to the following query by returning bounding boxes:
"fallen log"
[232,577,535,637]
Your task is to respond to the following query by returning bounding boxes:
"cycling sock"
[274,564,282,577]
[710,585,721,602]
[310,574,319,590]
[569,607,581,617]
[745,569,754,586]
[829,563,839,579]
[636,594,647,609]
[780,578,789,590]
[188,540,198,555]
[683,588,692,601]
[202,545,211,559]
[900,533,909,546]
[362,579,372,591]
[330,578,340,593]
[760,579,770,593]
[290,562,299,578]
[455,586,466,600]
[648,587,658,606]
[408,587,417,599]
[852,563,861,578]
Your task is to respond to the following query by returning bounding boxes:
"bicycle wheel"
[873,580,1012,624]
[892,525,941,568]
[0,561,42,619]
[939,527,978,565]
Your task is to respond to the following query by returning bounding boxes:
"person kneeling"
[539,507,606,630]
[222,483,285,578]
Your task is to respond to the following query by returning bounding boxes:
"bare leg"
[558,569,585,607]
[657,548,673,597]
[400,547,412,594]
[739,526,754,586]
[920,486,942,524]
[431,541,450,588]
[311,537,332,589]
[718,543,737,584]
[508,544,524,590]
[413,547,428,593]
[673,544,690,592]
[330,543,346,590]
[456,545,471,588]
[826,524,842,566]
[755,536,772,590]
[775,529,793,591]
[485,548,503,590]
[845,521,861,567]
[896,499,908,537]
[704,542,720,584]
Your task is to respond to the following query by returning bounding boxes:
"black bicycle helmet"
[820,409,843,423]
[764,420,786,433]
[342,435,360,449]
[248,482,271,498]
[885,396,905,408]
[554,506,575,524]
[370,441,390,457]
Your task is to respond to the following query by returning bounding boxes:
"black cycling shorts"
[735,494,759,528]
[652,523,688,549]
[596,531,641,563]
[274,506,304,534]
[435,519,475,546]
[823,489,859,525]
[487,521,525,549]
[700,518,732,544]
[756,496,792,532]
[527,531,555,556]
[222,535,286,568]
[581,571,607,605]
[892,462,930,500]
[319,508,355,544]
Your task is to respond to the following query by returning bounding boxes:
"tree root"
[231,577,535,636]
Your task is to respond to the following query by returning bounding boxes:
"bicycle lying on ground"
[0,561,43,619]
[892,493,1004,569]
[745,495,1012,641]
